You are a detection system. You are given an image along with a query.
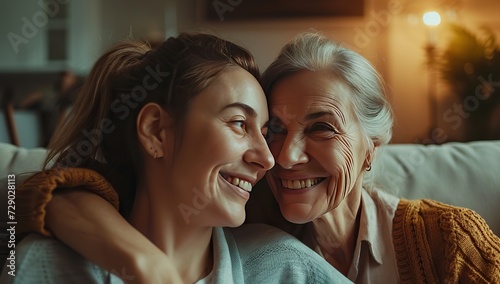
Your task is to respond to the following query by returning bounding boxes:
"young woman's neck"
[128,179,213,282]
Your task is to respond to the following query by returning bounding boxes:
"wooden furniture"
[1,88,20,146]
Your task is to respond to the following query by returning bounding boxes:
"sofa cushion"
[368,140,500,235]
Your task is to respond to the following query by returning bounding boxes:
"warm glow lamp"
[423,11,441,26]
[423,11,441,46]
[422,11,441,139]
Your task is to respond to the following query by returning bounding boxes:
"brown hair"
[45,32,259,215]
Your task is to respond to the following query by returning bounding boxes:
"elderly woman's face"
[266,70,370,224]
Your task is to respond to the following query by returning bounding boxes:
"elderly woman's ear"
[364,137,378,171]
[136,102,174,160]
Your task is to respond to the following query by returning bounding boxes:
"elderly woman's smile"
[280,177,326,190]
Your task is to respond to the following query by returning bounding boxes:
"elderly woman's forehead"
[270,86,353,107]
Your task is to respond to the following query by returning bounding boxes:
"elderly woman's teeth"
[229,177,252,192]
[281,178,321,189]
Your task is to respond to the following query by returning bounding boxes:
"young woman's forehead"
[193,68,269,119]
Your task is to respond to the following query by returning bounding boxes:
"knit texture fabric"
[15,168,119,236]
[393,198,500,283]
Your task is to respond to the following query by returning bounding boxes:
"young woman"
[1,33,349,283]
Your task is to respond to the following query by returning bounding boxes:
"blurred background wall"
[1,0,499,147]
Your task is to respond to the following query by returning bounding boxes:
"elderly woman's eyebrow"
[221,102,257,117]
[305,108,346,125]
[304,111,334,121]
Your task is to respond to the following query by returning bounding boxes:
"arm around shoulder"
[15,168,118,236]
[15,168,182,284]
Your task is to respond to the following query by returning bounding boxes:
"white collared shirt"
[305,189,400,283]
[348,189,400,283]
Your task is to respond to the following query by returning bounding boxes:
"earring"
[366,163,372,171]
[153,151,158,159]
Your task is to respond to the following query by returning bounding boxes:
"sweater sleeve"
[394,199,500,284]
[15,168,119,236]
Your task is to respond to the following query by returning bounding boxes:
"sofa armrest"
[0,143,47,179]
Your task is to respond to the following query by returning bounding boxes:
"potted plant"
[439,24,500,141]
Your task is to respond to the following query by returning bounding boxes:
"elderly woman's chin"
[279,203,318,224]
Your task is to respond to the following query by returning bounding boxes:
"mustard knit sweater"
[10,168,500,283]
[394,198,500,283]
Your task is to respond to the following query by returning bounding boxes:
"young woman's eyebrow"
[221,102,257,117]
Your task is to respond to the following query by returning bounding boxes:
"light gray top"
[1,223,351,283]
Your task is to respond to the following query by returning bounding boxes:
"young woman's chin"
[219,212,246,228]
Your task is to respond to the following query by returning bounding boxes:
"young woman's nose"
[244,134,275,170]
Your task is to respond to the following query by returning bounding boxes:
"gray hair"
[261,32,393,146]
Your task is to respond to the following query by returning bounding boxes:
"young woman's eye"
[261,128,268,139]
[231,120,246,130]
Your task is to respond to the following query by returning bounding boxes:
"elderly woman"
[7,33,500,283]
[254,33,500,283]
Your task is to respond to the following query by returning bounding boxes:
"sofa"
[1,140,500,237]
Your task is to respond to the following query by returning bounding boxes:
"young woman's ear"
[136,103,173,159]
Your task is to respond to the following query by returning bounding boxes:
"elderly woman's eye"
[269,117,286,134]
[266,117,286,144]
[309,122,335,132]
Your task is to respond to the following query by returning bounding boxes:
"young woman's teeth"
[227,177,252,192]
[281,178,323,189]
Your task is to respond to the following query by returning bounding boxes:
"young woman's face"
[266,70,370,224]
[170,67,274,227]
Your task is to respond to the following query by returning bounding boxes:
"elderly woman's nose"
[276,133,308,169]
